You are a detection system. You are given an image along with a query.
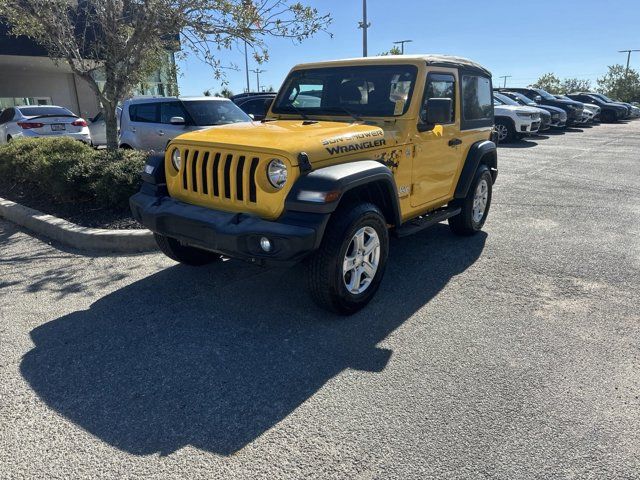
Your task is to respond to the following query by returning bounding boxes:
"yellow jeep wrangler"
[131,55,498,314]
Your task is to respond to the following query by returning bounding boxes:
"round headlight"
[267,159,287,189]
[171,148,181,170]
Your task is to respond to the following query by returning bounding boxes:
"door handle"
[448,138,462,147]
[157,130,165,136]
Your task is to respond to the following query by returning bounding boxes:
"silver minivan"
[119,97,251,151]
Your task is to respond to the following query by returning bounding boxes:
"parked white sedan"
[0,105,91,144]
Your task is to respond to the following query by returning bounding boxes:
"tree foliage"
[377,45,402,56]
[0,0,331,149]
[560,78,591,94]
[531,73,562,94]
[597,64,640,103]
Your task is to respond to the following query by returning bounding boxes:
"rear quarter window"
[460,73,493,130]
[129,103,160,123]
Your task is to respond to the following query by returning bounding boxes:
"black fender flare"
[454,140,497,199]
[284,160,401,227]
[141,152,166,185]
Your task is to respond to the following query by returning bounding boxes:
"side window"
[0,108,14,124]
[129,103,159,123]
[160,101,188,124]
[241,99,268,116]
[420,73,455,124]
[461,74,493,129]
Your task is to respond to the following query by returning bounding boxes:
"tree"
[531,73,562,94]
[597,64,640,103]
[218,87,234,98]
[560,78,591,94]
[378,45,402,56]
[0,1,331,150]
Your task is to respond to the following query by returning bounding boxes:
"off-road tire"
[495,118,515,143]
[306,202,389,315]
[448,165,493,236]
[154,233,222,266]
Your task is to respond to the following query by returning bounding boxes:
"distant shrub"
[0,137,148,209]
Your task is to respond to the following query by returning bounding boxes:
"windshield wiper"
[331,106,363,122]
[284,103,310,120]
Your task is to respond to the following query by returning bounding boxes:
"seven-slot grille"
[179,149,261,203]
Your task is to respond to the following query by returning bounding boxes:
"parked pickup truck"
[131,55,498,314]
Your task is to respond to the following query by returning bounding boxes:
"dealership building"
[0,23,176,119]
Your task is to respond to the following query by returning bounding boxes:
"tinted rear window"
[182,100,250,126]
[129,103,160,123]
[18,106,74,117]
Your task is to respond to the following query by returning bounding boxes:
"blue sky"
[177,0,640,96]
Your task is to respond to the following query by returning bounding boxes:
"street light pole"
[498,75,512,88]
[619,49,640,77]
[393,40,413,54]
[251,69,266,92]
[244,40,251,92]
[358,0,371,57]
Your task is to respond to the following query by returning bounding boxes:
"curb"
[0,196,156,253]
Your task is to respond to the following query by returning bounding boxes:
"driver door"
[411,70,463,207]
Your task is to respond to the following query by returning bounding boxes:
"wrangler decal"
[325,138,386,155]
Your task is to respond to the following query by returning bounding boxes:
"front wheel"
[448,165,493,236]
[306,202,389,315]
[154,234,222,266]
[494,119,514,143]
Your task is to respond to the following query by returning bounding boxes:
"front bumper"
[130,188,328,266]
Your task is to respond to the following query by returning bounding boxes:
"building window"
[0,97,52,110]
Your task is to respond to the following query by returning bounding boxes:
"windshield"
[509,92,536,106]
[18,106,75,117]
[493,92,519,106]
[534,88,557,101]
[596,93,616,103]
[182,100,250,126]
[272,65,419,118]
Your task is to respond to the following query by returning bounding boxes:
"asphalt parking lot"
[1,120,639,479]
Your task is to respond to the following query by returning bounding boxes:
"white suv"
[119,96,251,151]
[492,95,541,143]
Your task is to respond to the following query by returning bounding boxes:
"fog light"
[260,237,272,252]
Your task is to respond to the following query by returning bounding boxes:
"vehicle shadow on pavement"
[20,225,486,457]
[498,139,538,149]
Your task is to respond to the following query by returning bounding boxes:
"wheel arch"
[454,140,498,199]
[285,160,402,228]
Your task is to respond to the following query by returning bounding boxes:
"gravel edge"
[0,196,156,253]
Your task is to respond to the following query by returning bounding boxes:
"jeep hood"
[171,120,389,165]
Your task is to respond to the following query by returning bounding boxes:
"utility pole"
[619,49,640,77]
[358,0,371,57]
[393,40,413,54]
[244,40,251,92]
[251,69,266,92]
[499,75,512,88]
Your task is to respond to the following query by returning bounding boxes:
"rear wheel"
[494,119,514,143]
[307,202,389,315]
[448,165,493,236]
[6,135,12,142]
[154,234,222,266]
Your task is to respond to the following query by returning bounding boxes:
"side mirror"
[419,98,452,130]
[170,116,185,125]
[534,95,542,102]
